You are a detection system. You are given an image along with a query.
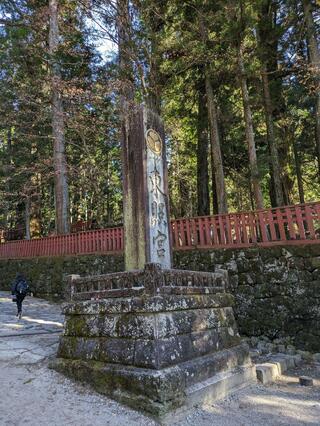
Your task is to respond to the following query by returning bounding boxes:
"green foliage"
[0,0,319,237]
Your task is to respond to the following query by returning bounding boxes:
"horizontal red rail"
[0,202,319,259]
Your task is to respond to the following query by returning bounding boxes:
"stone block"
[58,336,136,365]
[287,270,299,283]
[265,343,274,353]
[228,274,239,290]
[63,306,238,341]
[256,363,279,384]
[58,326,241,369]
[287,257,304,269]
[250,336,259,347]
[296,270,313,282]
[313,353,320,363]
[257,341,268,354]
[299,376,313,386]
[184,365,257,412]
[153,307,236,339]
[236,257,252,274]
[259,246,282,261]
[52,344,255,420]
[243,248,259,259]
[297,350,313,362]
[312,269,320,280]
[249,349,260,359]
[286,345,296,355]
[284,355,296,369]
[309,257,320,270]
[223,260,238,274]
[267,357,287,375]
[117,314,155,339]
[277,344,286,353]
[293,354,302,366]
[62,293,235,316]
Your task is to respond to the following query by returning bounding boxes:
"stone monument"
[121,106,171,270]
[52,105,255,421]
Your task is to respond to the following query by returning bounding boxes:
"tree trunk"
[293,141,305,204]
[197,80,210,216]
[117,0,135,189]
[117,0,134,107]
[199,13,227,214]
[210,149,218,215]
[49,0,69,234]
[303,0,320,176]
[25,197,31,240]
[261,67,284,206]
[4,128,12,227]
[205,72,228,214]
[238,44,264,209]
[257,0,285,206]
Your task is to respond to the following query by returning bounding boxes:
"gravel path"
[1,291,319,426]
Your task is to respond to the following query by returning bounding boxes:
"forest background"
[0,0,319,237]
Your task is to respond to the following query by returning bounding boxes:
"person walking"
[11,273,30,319]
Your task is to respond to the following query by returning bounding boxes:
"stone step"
[185,365,256,408]
[256,354,302,384]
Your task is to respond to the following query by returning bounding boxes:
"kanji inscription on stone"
[146,129,171,267]
[122,106,171,270]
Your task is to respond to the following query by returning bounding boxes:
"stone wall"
[1,243,319,351]
[175,245,320,352]
[0,255,124,299]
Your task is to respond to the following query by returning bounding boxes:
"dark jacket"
[11,274,29,296]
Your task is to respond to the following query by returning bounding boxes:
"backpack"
[16,279,29,295]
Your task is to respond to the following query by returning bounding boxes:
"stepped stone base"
[52,264,255,420]
[52,346,255,420]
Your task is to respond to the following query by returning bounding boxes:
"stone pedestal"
[52,264,255,420]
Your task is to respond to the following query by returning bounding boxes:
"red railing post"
[295,205,306,240]
[258,210,268,242]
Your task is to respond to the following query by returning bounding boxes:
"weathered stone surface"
[313,353,320,362]
[296,350,313,362]
[62,293,235,315]
[52,343,255,419]
[299,376,314,386]
[177,245,320,352]
[121,107,171,271]
[53,266,254,419]
[308,257,320,269]
[64,307,237,339]
[255,354,298,384]
[256,363,279,384]
[58,292,242,370]
[68,264,227,301]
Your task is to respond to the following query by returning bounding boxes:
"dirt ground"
[1,291,320,426]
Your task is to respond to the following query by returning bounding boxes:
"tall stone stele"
[122,105,171,270]
[52,105,255,422]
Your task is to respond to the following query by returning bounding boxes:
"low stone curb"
[255,354,302,384]
[299,376,314,386]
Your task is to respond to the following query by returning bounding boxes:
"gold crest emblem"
[146,129,162,156]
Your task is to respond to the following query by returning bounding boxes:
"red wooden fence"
[171,202,320,249]
[0,227,123,259]
[0,202,319,259]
